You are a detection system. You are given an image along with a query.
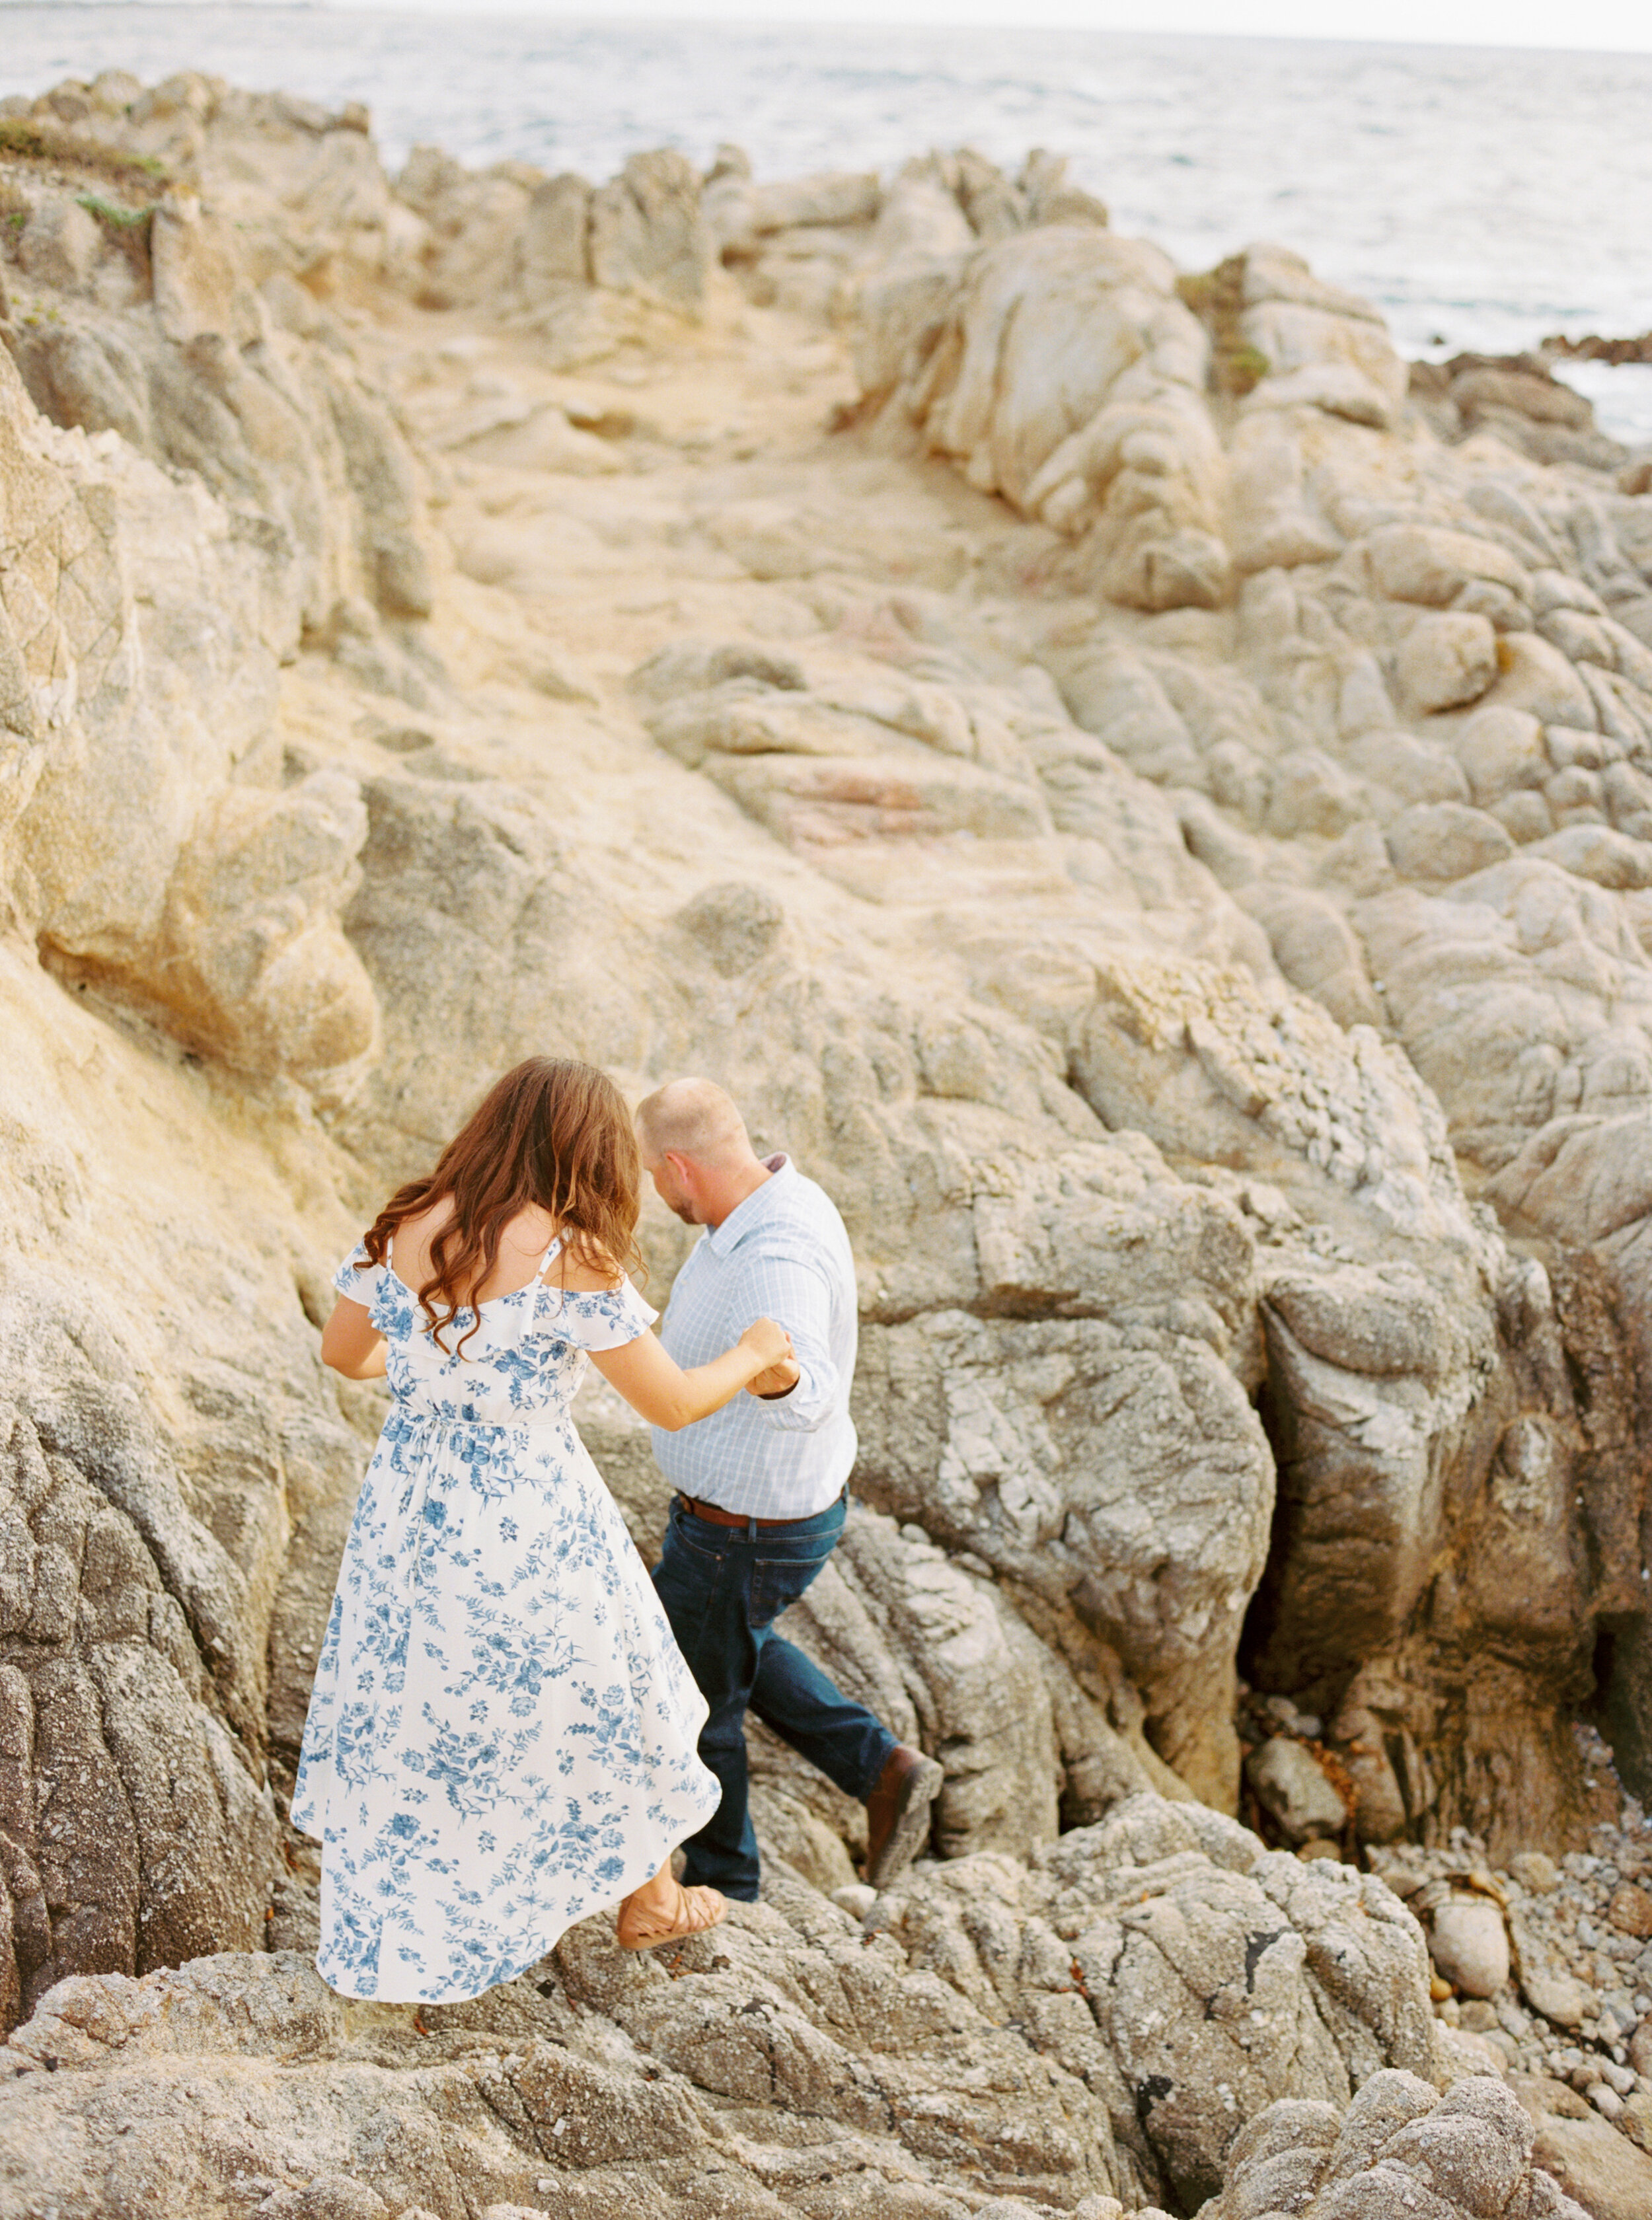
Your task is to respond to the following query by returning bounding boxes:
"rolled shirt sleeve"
[741,1247,839,1433]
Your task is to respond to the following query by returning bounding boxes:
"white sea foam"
[3,6,1649,438]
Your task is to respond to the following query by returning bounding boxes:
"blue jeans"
[651,1490,897,1900]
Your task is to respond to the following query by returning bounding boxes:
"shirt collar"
[706,1154,791,1256]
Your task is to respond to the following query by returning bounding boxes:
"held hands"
[747,1355,802,1399]
[739,1317,794,1397]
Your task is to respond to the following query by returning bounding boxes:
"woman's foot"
[615,1862,728,1952]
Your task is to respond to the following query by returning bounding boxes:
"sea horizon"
[4,2,1649,438]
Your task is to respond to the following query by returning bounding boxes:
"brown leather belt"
[675,1491,798,1532]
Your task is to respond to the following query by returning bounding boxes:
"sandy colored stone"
[1428,1898,1511,1999]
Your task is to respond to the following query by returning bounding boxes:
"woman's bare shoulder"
[546,1241,628,1294]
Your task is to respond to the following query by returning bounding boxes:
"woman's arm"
[320,1296,388,1380]
[589,1317,792,1430]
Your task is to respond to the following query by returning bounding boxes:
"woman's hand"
[739,1318,793,1372]
[746,1354,801,1399]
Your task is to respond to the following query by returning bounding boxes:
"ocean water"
[3,5,1651,440]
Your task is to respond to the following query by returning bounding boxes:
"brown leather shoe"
[864,1745,944,1890]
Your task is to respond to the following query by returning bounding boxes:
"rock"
[1239,882,1383,1029]
[589,149,711,313]
[1528,823,1652,888]
[1363,524,1534,612]
[858,226,1230,611]
[151,192,264,346]
[1428,1898,1511,1999]
[1522,1970,1589,2030]
[17,199,103,294]
[1386,800,1516,881]
[1203,2073,1589,2220]
[0,1795,1446,2216]
[520,171,592,294]
[1355,728,1470,811]
[143,771,379,1097]
[1246,1737,1349,1844]
[1484,634,1602,728]
[1514,2073,1652,2219]
[1610,1883,1652,1937]
[1398,612,1500,714]
[1510,1851,1561,1894]
[1265,749,1369,838]
[1236,247,1406,427]
[1454,705,1548,805]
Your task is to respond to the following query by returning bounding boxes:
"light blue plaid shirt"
[652,1156,857,1520]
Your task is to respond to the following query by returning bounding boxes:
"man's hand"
[746,1355,801,1400]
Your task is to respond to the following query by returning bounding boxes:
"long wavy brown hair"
[357,1058,643,1354]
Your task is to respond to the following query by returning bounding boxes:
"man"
[635,1077,942,1902]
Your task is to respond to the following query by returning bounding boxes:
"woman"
[291,1056,794,2004]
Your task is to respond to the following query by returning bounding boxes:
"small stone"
[1589,2080,1625,2120]
[1297,1837,1343,1863]
[1244,1736,1347,1844]
[1611,1884,1652,1937]
[1511,1851,1561,1894]
[1524,1968,1589,2028]
[1429,1898,1511,1999]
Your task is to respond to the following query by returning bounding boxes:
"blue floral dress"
[291,1234,720,2003]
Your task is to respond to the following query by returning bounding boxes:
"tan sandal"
[616,1878,728,1952]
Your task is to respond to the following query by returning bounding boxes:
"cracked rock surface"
[5,60,1652,2220]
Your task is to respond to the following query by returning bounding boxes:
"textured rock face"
[7,61,1652,2217]
[860,227,1231,612]
[0,944,363,2030]
[0,1795,1450,2218]
[1201,2072,1589,2220]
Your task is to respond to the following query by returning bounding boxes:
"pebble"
[1429,1898,1511,1999]
[1369,1796,1652,2153]
[1611,1882,1652,1937]
[1511,1851,1560,1894]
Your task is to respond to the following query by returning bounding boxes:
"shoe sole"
[865,1755,944,1890]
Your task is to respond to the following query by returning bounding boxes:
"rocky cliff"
[3,66,1652,2220]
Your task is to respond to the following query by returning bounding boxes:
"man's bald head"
[635,1080,769,1228]
[635,1079,753,1169]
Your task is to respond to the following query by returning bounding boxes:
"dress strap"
[532,1231,564,1325]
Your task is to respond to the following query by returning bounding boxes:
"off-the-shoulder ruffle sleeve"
[542,1276,658,1352]
[332,1239,388,1307]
